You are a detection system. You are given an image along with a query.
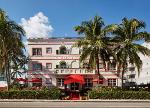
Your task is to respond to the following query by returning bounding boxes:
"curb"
[0,99,150,102]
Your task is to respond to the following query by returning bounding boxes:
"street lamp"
[109,56,113,63]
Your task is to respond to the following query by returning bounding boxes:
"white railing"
[54,68,95,74]
[127,78,136,82]
[126,71,136,76]
[108,68,117,71]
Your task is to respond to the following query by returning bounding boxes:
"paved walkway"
[0,100,150,108]
[1,99,150,102]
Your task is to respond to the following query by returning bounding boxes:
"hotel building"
[27,38,121,90]
[125,43,150,87]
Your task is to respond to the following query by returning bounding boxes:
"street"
[0,101,150,108]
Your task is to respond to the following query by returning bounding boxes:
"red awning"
[64,75,85,84]
[28,78,42,83]
[16,78,27,82]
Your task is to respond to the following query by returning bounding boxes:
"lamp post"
[109,56,113,63]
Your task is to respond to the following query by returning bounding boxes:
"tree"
[11,70,23,84]
[0,9,27,89]
[112,18,150,88]
[74,16,116,83]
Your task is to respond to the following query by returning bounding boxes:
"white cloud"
[20,12,53,39]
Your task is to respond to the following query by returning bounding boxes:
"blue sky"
[0,0,150,38]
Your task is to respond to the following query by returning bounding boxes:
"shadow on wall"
[124,80,150,90]
[28,60,56,88]
[28,60,114,88]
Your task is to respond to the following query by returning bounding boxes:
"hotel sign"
[31,55,80,60]
[54,56,79,60]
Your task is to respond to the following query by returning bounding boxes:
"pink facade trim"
[28,73,119,76]
[30,59,80,60]
[27,38,121,87]
[28,43,75,45]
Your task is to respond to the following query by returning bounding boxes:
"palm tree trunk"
[5,64,9,90]
[96,54,100,84]
[121,61,126,89]
[8,61,11,90]
[5,60,11,90]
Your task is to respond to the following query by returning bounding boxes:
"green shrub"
[0,87,61,99]
[88,87,150,99]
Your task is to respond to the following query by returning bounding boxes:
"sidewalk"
[0,99,150,102]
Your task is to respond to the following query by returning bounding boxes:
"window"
[71,83,79,90]
[56,50,59,54]
[0,77,5,81]
[84,78,93,88]
[46,63,52,69]
[129,67,135,71]
[57,78,64,87]
[129,74,135,79]
[60,61,67,69]
[99,63,104,69]
[56,65,59,68]
[32,78,42,87]
[108,79,117,86]
[46,48,52,54]
[33,63,42,70]
[59,46,67,54]
[108,62,116,70]
[0,74,6,81]
[32,83,42,87]
[45,78,52,84]
[32,48,42,56]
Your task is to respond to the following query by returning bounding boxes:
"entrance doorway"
[70,82,79,90]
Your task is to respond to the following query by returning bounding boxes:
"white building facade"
[27,38,121,90]
[126,43,150,87]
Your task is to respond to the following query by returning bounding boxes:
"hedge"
[0,87,61,99]
[88,87,150,99]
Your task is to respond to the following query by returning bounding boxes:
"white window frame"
[108,79,117,86]
[46,63,52,69]
[45,78,52,84]
[108,62,116,70]
[46,47,52,54]
[33,63,42,71]
[99,63,104,69]
[84,78,93,88]
[57,78,64,87]
[32,48,42,56]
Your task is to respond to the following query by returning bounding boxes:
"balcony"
[56,50,70,55]
[126,78,136,82]
[108,68,117,71]
[54,68,95,74]
[126,70,136,76]
[128,67,135,71]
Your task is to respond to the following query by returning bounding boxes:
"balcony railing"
[108,68,117,71]
[54,68,95,74]
[126,71,136,76]
[56,50,70,55]
[126,78,136,82]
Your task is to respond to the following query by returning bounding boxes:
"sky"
[0,0,150,39]
[0,0,149,78]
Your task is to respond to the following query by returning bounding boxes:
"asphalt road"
[0,102,150,108]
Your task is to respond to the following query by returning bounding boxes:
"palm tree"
[0,9,27,89]
[74,16,116,83]
[112,18,150,88]
[11,70,23,80]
